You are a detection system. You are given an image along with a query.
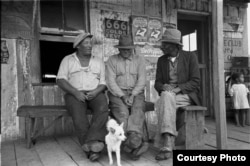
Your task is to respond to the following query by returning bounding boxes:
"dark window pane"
[63,0,84,31]
[40,41,75,83]
[40,0,63,29]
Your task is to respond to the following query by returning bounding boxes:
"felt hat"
[161,28,182,45]
[73,32,93,48]
[114,35,136,49]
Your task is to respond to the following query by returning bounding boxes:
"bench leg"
[184,110,205,149]
[32,115,63,141]
[26,117,35,148]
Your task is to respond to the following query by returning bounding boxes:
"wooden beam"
[177,9,210,16]
[212,0,228,149]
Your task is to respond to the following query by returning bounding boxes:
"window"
[39,0,88,83]
[182,30,197,52]
[40,41,75,83]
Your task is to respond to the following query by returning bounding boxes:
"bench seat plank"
[17,105,69,118]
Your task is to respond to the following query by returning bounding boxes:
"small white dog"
[105,118,126,166]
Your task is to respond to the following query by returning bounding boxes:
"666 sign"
[104,18,128,39]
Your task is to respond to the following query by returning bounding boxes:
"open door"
[178,14,211,116]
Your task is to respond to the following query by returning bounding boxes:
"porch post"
[212,0,227,149]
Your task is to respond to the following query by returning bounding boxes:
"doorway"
[177,14,211,116]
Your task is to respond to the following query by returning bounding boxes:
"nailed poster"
[104,18,128,39]
[1,40,9,64]
[147,17,162,45]
[132,16,148,45]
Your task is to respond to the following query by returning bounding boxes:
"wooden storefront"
[1,0,249,150]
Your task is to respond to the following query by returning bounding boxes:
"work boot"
[155,133,173,161]
[125,131,142,149]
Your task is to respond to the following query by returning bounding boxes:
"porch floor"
[1,117,250,166]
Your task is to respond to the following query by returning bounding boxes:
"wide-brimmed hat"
[161,28,182,45]
[73,32,93,48]
[114,35,136,49]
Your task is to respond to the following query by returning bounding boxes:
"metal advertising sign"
[147,17,162,46]
[1,40,9,64]
[132,16,148,45]
[104,18,128,39]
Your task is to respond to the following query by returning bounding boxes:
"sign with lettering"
[136,45,163,57]
[147,17,163,46]
[132,16,148,45]
[104,18,128,39]
[1,40,9,64]
[224,38,243,62]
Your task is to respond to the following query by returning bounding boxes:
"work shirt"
[106,53,146,97]
[168,56,179,85]
[56,53,106,91]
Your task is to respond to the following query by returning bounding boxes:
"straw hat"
[73,32,93,48]
[114,35,136,49]
[161,29,182,45]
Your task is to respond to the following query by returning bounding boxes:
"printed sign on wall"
[104,18,128,39]
[224,38,243,62]
[147,17,162,45]
[1,40,9,64]
[132,16,148,45]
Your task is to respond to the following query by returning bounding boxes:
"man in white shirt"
[57,32,108,161]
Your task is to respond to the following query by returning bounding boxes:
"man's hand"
[74,91,87,102]
[162,84,176,92]
[127,95,135,106]
[172,87,181,94]
[121,95,131,106]
[86,90,98,101]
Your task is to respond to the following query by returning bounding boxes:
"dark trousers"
[64,92,109,145]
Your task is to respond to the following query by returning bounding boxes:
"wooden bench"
[17,104,206,149]
[17,105,70,148]
[17,102,155,148]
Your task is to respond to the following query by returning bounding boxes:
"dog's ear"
[110,127,116,134]
[120,122,124,128]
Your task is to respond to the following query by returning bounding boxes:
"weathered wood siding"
[31,85,75,136]
[1,39,19,141]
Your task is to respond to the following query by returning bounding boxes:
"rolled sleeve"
[56,57,69,81]
[132,56,146,96]
[106,58,125,97]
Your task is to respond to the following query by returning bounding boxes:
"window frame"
[37,0,90,83]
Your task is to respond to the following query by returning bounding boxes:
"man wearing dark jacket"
[154,28,201,160]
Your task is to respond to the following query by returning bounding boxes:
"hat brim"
[161,39,183,46]
[73,34,93,48]
[114,45,136,49]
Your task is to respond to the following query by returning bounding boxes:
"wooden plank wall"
[30,85,75,137]
[1,39,19,141]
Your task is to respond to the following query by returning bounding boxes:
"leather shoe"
[89,151,100,161]
[132,141,149,156]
